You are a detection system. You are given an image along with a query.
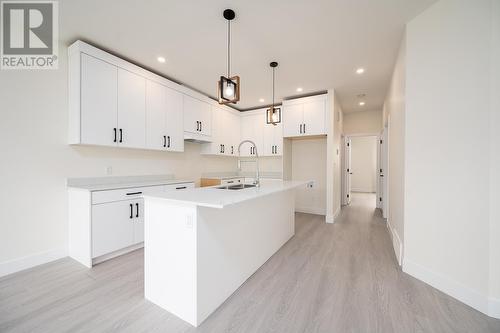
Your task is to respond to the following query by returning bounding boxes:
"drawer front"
[164,182,195,191]
[92,184,189,204]
[221,178,244,185]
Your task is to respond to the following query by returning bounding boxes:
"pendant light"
[218,9,240,104]
[266,61,281,125]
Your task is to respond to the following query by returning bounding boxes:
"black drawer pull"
[129,204,133,219]
[227,180,234,184]
[119,129,123,143]
[135,203,139,218]
[175,186,187,190]
[126,191,142,196]
[163,135,166,148]
[113,128,117,142]
[167,136,171,148]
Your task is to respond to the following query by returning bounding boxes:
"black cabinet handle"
[167,136,171,148]
[163,135,166,148]
[196,121,199,131]
[231,146,234,154]
[223,144,225,153]
[200,121,202,132]
[175,186,187,190]
[119,129,123,143]
[227,180,234,184]
[113,128,117,142]
[135,203,139,218]
[129,204,133,219]
[303,123,306,133]
[299,124,302,134]
[126,191,142,195]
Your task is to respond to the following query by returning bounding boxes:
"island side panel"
[196,188,296,325]
[144,197,198,326]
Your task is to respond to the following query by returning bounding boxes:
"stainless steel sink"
[216,184,257,190]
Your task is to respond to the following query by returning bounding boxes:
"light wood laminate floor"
[1,193,499,332]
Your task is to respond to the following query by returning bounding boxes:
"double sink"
[216,184,257,190]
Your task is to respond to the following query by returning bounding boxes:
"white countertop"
[67,175,194,191]
[143,180,308,209]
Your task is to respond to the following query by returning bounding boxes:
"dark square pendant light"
[266,61,281,125]
[218,9,240,104]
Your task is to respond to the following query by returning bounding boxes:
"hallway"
[1,194,499,332]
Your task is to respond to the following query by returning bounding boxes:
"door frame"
[341,132,380,207]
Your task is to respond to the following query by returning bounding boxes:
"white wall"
[350,136,377,193]
[291,138,327,215]
[403,0,498,317]
[343,110,382,135]
[489,0,500,307]
[0,44,237,269]
[383,36,406,265]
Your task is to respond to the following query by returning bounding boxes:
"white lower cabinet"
[92,199,141,258]
[69,181,194,267]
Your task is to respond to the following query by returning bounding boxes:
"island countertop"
[143,180,308,209]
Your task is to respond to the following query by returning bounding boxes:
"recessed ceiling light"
[359,101,366,106]
[356,68,365,74]
[296,87,303,92]
[259,98,265,103]
[157,56,166,63]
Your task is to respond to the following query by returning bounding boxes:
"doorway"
[342,134,380,208]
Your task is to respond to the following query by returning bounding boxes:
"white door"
[198,101,212,137]
[80,54,118,146]
[282,103,303,137]
[146,80,167,150]
[228,111,240,156]
[165,87,184,152]
[303,99,326,136]
[381,127,388,218]
[117,69,146,148]
[92,200,134,258]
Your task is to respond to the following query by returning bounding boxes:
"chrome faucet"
[237,140,260,187]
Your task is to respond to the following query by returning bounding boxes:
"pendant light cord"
[272,67,275,110]
[227,20,231,78]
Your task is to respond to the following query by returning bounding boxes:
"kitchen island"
[143,180,306,326]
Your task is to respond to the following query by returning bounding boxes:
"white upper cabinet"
[282,94,327,137]
[183,95,212,137]
[146,81,184,152]
[80,54,118,146]
[117,69,146,148]
[201,107,240,156]
[263,120,283,156]
[240,113,264,157]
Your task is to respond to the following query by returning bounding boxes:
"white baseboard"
[0,248,67,278]
[386,221,402,266]
[403,259,500,319]
[295,206,326,216]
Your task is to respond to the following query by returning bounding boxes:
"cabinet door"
[228,111,240,156]
[133,199,144,244]
[146,80,167,150]
[282,103,303,137]
[240,116,255,157]
[117,69,146,148]
[80,54,118,146]
[92,201,134,258]
[273,122,283,156]
[165,87,184,152]
[183,95,211,136]
[263,122,275,156]
[303,99,326,136]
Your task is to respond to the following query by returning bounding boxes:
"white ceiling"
[60,0,436,112]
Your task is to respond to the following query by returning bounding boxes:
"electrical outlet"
[106,166,113,175]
